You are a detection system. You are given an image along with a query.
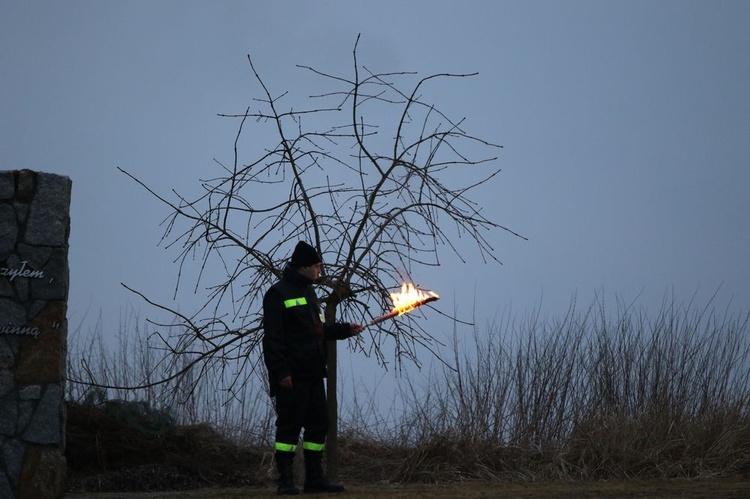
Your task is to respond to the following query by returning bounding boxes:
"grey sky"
[2,0,748,350]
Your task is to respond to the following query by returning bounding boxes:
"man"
[263,241,365,495]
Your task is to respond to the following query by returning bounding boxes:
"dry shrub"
[566,406,750,479]
[342,296,750,484]
[337,436,412,483]
[66,401,267,492]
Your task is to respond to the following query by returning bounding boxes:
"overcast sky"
[2,1,749,369]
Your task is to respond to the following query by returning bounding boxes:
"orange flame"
[390,282,440,315]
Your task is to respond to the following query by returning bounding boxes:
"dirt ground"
[64,478,750,498]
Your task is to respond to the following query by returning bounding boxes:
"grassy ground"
[64,478,750,499]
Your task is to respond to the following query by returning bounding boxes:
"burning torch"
[369,282,440,326]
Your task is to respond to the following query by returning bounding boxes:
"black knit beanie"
[290,241,321,268]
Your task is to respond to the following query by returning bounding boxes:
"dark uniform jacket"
[262,264,352,396]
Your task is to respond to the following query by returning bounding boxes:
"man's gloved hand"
[279,376,293,390]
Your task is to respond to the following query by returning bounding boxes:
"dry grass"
[65,402,270,492]
[65,296,750,494]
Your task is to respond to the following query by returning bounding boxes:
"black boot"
[303,450,345,494]
[276,453,300,495]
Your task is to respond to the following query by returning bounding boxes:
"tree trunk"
[325,340,339,481]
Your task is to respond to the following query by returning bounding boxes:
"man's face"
[299,262,322,282]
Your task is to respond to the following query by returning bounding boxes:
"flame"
[390,282,439,315]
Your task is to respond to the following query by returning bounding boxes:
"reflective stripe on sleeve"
[284,297,308,308]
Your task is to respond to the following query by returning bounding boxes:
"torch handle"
[368,310,400,326]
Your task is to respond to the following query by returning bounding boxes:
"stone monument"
[0,170,71,499]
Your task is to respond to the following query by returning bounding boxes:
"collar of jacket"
[282,263,314,288]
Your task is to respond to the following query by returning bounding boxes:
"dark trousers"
[274,377,328,451]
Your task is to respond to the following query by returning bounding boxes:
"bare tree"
[118,36,523,479]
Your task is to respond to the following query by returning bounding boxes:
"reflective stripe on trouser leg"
[275,442,298,453]
[302,441,325,452]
